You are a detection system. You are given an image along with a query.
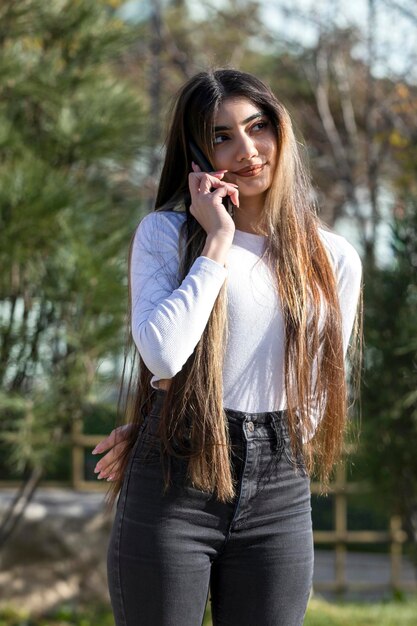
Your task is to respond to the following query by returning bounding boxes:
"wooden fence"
[310,462,413,593]
[0,418,415,595]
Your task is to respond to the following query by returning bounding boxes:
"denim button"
[247,421,255,432]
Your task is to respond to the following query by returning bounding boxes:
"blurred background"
[0,0,416,624]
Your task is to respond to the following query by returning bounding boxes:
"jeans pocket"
[283,436,308,477]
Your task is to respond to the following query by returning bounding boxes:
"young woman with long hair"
[92,68,363,625]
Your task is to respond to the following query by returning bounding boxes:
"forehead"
[214,97,262,123]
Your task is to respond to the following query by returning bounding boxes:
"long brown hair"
[103,68,363,513]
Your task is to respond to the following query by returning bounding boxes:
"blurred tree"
[254,1,417,266]
[1,0,413,550]
[130,0,417,267]
[355,194,417,555]
[0,0,145,545]
[122,0,267,207]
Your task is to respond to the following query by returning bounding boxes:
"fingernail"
[106,475,115,482]
[92,446,100,454]
[94,466,100,473]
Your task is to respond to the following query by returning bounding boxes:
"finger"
[231,187,239,207]
[202,180,240,200]
[92,433,116,455]
[94,441,128,476]
[206,173,239,189]
[211,184,240,208]
[92,425,131,455]
[188,172,217,197]
[98,468,120,480]
[211,169,229,176]
[188,172,237,202]
[191,161,228,177]
[199,174,236,195]
[96,464,122,480]
[188,170,207,197]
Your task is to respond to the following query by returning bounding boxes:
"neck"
[233,195,267,235]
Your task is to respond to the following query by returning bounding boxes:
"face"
[211,97,278,204]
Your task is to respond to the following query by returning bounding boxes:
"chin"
[240,181,270,195]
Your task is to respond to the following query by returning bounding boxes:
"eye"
[213,134,229,145]
[251,120,269,132]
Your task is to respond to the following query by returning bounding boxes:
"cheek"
[212,156,225,172]
[215,138,244,168]
[266,138,277,159]
[259,131,277,159]
[266,145,278,173]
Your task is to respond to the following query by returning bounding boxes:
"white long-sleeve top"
[131,210,362,418]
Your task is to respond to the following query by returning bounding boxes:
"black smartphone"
[189,139,234,216]
[189,139,214,172]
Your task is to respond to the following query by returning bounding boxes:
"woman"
[93,68,363,625]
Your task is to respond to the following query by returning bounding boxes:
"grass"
[303,595,417,626]
[206,595,417,625]
[1,595,417,625]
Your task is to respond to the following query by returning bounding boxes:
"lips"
[232,163,266,177]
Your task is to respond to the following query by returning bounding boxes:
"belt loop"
[270,414,283,456]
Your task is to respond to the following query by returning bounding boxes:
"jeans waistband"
[147,388,288,426]
[145,388,291,452]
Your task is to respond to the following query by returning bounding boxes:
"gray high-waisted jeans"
[107,389,313,626]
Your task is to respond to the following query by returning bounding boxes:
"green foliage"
[0,0,145,480]
[353,198,417,542]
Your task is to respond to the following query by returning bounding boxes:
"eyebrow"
[214,112,265,132]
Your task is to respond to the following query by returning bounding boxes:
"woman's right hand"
[92,424,134,481]
[188,162,238,238]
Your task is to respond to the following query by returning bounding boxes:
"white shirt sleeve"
[130,211,228,383]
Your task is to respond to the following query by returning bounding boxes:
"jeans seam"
[113,428,144,625]
[113,488,128,624]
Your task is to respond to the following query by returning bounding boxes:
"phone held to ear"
[189,140,235,218]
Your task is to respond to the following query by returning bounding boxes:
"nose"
[236,132,258,162]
